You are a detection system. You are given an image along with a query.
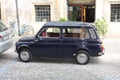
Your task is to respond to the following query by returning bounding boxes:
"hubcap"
[77,53,88,64]
[20,51,30,61]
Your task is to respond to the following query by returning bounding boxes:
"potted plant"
[94,18,108,39]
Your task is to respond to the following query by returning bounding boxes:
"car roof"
[43,21,94,28]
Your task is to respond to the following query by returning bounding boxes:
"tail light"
[0,35,2,38]
[101,44,105,53]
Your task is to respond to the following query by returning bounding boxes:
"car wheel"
[19,48,32,62]
[76,50,89,65]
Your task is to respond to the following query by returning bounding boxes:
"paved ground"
[0,37,120,80]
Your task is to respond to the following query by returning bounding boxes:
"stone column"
[95,0,104,20]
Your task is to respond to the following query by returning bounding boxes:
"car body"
[16,22,104,64]
[0,21,13,53]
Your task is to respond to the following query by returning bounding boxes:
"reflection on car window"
[63,27,90,39]
[39,27,60,38]
[89,28,97,39]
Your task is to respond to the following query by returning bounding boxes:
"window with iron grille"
[111,4,120,22]
[35,5,50,22]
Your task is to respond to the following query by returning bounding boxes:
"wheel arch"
[17,45,31,54]
[18,45,32,62]
[74,48,91,56]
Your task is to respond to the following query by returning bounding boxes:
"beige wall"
[32,0,67,33]
[0,0,5,22]
[96,0,120,37]
[95,0,108,20]
[1,0,67,33]
[2,0,16,24]
[107,0,120,37]
[1,0,120,37]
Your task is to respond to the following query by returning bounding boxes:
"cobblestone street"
[0,37,120,80]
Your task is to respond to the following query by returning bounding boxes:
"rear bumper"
[98,52,104,56]
[0,39,13,53]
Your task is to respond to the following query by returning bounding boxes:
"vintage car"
[16,22,104,64]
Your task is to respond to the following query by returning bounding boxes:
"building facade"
[96,0,120,37]
[0,0,120,37]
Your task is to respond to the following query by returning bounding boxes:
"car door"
[61,37,81,58]
[33,27,62,57]
[61,27,90,57]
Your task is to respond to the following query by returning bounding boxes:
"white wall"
[95,0,108,20]
[58,0,68,19]
[95,0,103,20]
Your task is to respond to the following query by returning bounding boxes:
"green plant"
[59,18,67,22]
[94,18,108,36]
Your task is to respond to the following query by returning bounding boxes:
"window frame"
[35,5,51,22]
[111,4,120,22]
[62,27,91,39]
[89,28,97,39]
[38,27,61,39]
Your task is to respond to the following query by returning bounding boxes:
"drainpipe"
[15,0,21,36]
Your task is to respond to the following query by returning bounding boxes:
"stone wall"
[1,0,120,37]
[1,0,67,34]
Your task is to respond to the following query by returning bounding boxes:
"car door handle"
[34,38,39,42]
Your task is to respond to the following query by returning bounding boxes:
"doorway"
[68,5,95,22]
[85,5,95,22]
[68,6,82,21]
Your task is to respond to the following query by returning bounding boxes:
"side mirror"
[34,38,40,42]
[34,36,43,42]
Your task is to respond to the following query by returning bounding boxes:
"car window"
[89,28,97,39]
[39,27,60,38]
[0,21,8,32]
[63,27,90,39]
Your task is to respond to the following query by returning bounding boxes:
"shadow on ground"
[22,57,103,65]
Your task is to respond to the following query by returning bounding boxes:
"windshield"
[0,21,8,32]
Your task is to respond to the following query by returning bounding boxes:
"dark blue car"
[16,22,104,64]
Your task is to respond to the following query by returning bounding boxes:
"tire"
[75,50,89,65]
[18,48,32,62]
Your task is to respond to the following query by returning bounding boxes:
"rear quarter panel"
[86,39,102,56]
